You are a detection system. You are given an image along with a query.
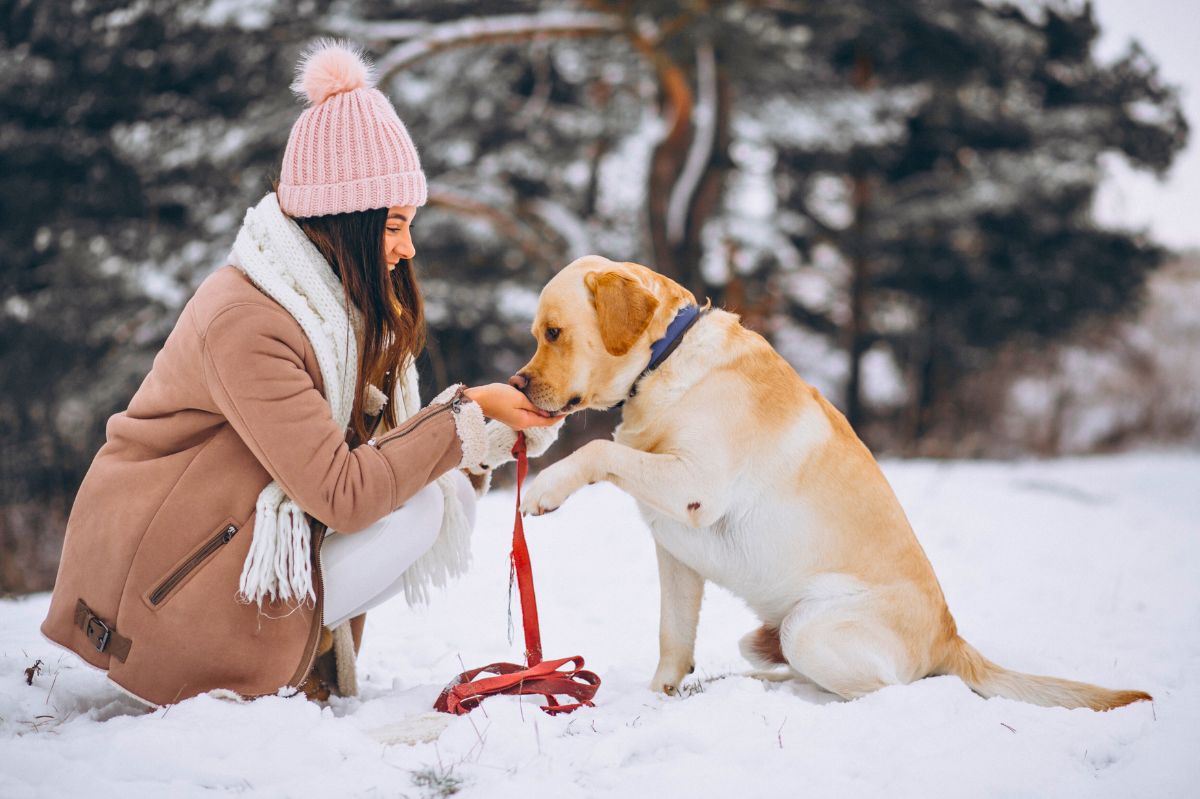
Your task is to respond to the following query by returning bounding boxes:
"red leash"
[434,432,601,715]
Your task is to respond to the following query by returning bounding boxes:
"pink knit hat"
[278,40,427,217]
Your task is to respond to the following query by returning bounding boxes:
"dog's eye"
[545,327,561,343]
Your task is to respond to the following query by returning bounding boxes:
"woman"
[39,41,561,706]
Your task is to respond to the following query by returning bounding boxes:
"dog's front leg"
[520,443,600,516]
[524,439,730,526]
[651,542,704,696]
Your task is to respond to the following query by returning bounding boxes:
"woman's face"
[384,205,417,271]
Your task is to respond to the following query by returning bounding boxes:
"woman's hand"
[464,383,562,430]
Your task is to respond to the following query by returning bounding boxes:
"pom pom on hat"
[291,39,374,106]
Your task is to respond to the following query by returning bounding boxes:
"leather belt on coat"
[74,599,133,662]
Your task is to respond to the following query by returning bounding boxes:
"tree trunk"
[913,304,938,443]
[642,42,731,299]
[645,54,694,286]
[845,173,871,429]
[681,67,732,302]
[843,50,875,429]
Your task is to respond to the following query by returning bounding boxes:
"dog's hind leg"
[777,590,920,700]
[739,624,805,683]
[738,624,786,669]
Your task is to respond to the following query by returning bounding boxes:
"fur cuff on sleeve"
[523,419,563,459]
[464,418,564,496]
[472,420,518,473]
[430,384,488,471]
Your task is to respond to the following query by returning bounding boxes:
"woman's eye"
[546,327,561,342]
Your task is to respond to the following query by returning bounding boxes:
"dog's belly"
[639,499,820,623]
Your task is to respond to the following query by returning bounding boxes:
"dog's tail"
[939,636,1151,711]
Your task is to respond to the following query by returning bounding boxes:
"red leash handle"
[509,432,542,666]
[433,656,601,716]
[433,431,601,716]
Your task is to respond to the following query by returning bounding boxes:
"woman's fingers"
[495,385,558,421]
[513,396,555,418]
[507,408,562,430]
[463,383,564,429]
[523,411,564,428]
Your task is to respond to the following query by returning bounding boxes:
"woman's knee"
[323,483,442,571]
[398,481,445,551]
[320,483,445,622]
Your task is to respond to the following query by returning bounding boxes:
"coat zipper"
[149,523,238,605]
[367,399,457,448]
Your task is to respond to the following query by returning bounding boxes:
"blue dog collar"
[647,304,701,370]
[623,304,706,402]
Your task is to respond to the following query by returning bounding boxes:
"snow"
[3,452,1198,797]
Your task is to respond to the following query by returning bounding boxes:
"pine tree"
[757,1,1188,440]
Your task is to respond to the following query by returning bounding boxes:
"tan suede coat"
[41,265,466,706]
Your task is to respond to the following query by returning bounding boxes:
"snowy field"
[2,451,1198,798]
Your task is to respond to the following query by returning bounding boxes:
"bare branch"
[324,19,432,44]
[526,198,593,259]
[376,11,622,82]
[426,186,555,265]
[789,191,848,243]
[784,298,841,337]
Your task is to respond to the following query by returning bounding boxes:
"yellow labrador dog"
[513,255,1149,711]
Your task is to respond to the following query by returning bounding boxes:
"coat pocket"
[144,516,240,609]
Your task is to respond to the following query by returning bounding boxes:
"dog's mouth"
[550,395,584,415]
[527,394,585,416]
[530,390,635,415]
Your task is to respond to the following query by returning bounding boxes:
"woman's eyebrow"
[387,212,409,222]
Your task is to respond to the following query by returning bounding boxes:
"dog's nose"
[509,372,530,392]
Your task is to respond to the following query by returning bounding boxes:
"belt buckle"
[85,615,111,653]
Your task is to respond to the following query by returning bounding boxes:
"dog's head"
[512,255,696,414]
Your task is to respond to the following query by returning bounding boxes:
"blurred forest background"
[2,0,1196,594]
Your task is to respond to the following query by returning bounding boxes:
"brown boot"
[298,626,335,702]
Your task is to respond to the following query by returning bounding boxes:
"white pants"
[320,470,476,629]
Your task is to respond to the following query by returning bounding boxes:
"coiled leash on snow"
[434,432,601,716]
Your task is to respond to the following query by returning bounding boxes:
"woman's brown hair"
[289,207,426,447]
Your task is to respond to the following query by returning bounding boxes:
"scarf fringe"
[236,471,316,607]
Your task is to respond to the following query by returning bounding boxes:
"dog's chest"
[638,499,788,595]
[634,479,828,621]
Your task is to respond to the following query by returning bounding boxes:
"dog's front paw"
[650,661,693,697]
[653,679,681,697]
[521,459,587,516]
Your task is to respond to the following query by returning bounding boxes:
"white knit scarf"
[229,192,473,609]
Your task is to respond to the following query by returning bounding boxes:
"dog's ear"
[585,271,660,356]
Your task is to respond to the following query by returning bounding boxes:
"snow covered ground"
[2,451,1198,798]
